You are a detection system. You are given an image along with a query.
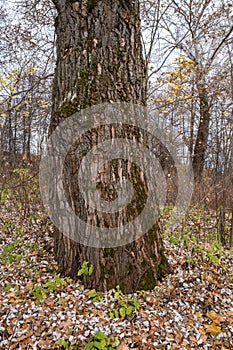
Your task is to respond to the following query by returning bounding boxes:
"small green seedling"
[108,285,140,319]
[57,338,69,349]
[78,261,94,276]
[84,331,117,350]
[87,289,103,302]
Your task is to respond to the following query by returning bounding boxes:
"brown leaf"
[199,327,206,335]
[117,343,130,350]
[204,323,221,334]
[207,311,225,324]
[59,319,73,331]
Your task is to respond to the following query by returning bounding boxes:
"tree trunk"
[192,85,211,183]
[49,0,171,293]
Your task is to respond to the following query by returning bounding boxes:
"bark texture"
[50,0,171,293]
[192,85,211,182]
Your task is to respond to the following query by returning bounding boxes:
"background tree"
[0,0,54,157]
[148,0,233,184]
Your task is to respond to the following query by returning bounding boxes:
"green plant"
[78,261,94,276]
[136,289,146,298]
[31,275,71,305]
[161,205,173,215]
[190,235,198,243]
[0,239,24,265]
[16,226,25,235]
[108,285,124,300]
[187,255,195,266]
[0,220,16,234]
[0,188,11,202]
[87,289,103,302]
[84,332,117,350]
[108,285,140,319]
[170,235,179,245]
[182,235,189,246]
[4,284,12,291]
[72,345,81,350]
[32,285,47,304]
[208,253,220,265]
[14,284,20,295]
[57,338,69,349]
[26,242,39,250]
[67,327,74,334]
[212,240,222,251]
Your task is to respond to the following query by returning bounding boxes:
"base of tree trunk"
[53,222,172,293]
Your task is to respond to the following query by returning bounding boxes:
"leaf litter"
[0,203,232,349]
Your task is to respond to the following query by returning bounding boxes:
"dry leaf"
[199,327,206,335]
[204,323,221,334]
[59,319,73,331]
[207,311,225,324]
[117,343,130,350]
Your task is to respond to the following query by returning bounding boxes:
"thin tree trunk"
[192,86,211,182]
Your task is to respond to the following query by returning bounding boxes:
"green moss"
[141,259,148,268]
[116,50,124,58]
[147,224,159,247]
[127,263,134,273]
[137,268,157,290]
[158,253,173,280]
[87,0,99,12]
[57,103,78,118]
[103,248,113,258]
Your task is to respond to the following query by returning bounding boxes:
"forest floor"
[0,202,233,350]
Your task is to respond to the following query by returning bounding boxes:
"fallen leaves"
[204,323,221,334]
[207,311,225,324]
[117,343,130,350]
[0,204,233,349]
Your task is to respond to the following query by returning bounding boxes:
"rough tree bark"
[192,84,211,183]
[50,0,171,293]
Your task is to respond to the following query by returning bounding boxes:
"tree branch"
[209,25,233,65]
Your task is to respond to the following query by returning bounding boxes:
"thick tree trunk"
[50,0,171,293]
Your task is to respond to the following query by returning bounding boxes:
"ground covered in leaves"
[0,203,233,349]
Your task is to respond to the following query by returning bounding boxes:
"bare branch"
[209,25,233,65]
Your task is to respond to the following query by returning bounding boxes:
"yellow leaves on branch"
[41,102,49,108]
[25,66,37,74]
[173,54,195,66]
[164,54,196,88]
[157,54,198,105]
[0,66,37,90]
[0,76,7,85]
[22,111,30,117]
